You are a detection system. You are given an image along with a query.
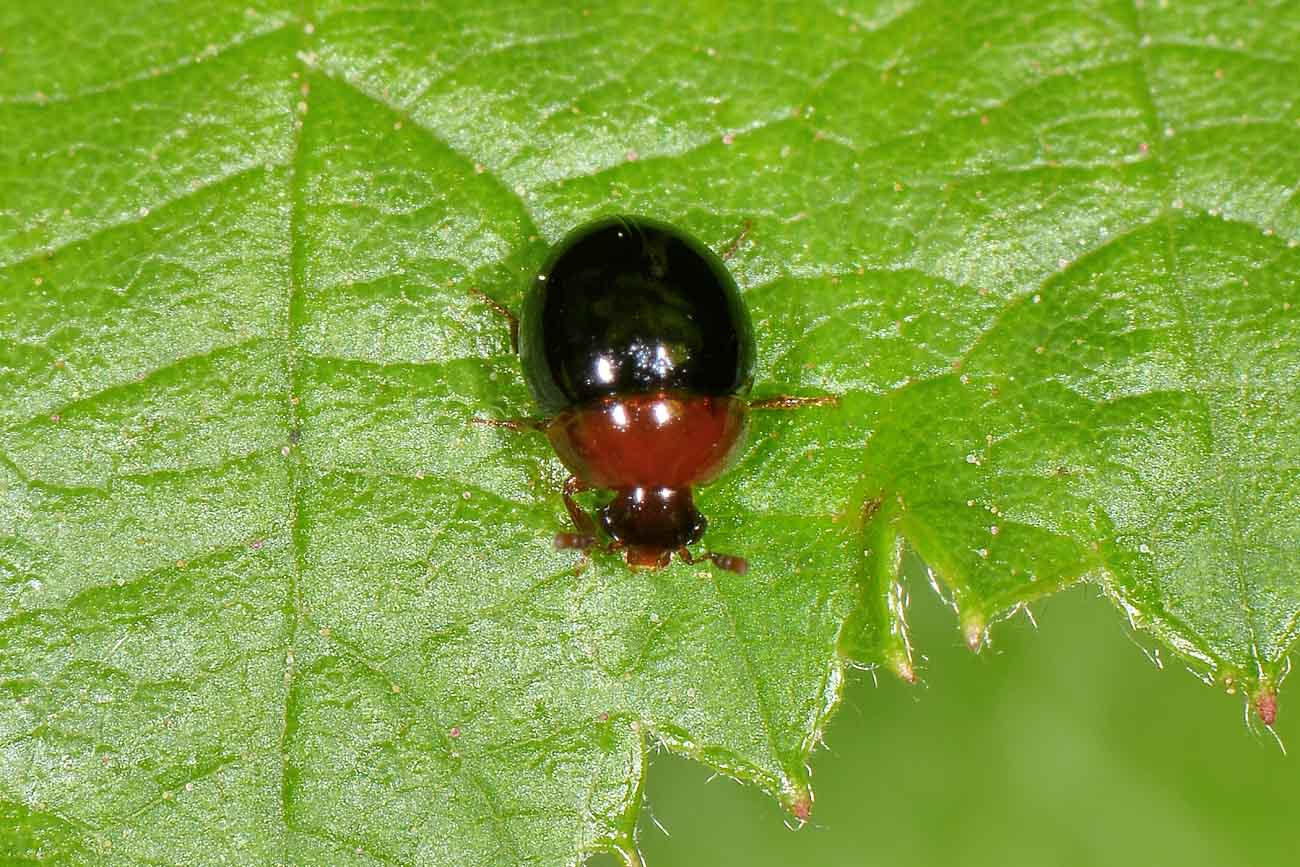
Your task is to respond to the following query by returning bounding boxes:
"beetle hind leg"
[469,286,520,354]
[748,395,838,410]
[720,219,753,262]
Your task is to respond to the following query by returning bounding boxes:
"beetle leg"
[704,551,749,574]
[471,416,549,433]
[748,395,839,410]
[553,532,597,576]
[561,475,599,537]
[679,545,747,574]
[720,219,753,262]
[554,532,598,550]
[469,287,520,354]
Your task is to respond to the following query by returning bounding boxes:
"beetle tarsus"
[554,532,598,551]
[706,552,749,574]
[678,545,747,574]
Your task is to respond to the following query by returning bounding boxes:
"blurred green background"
[594,567,1296,867]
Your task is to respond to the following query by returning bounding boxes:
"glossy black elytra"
[476,215,835,573]
[519,216,755,415]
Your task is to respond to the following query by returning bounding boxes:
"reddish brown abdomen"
[547,393,749,490]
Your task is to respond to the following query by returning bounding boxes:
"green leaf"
[1,0,1296,864]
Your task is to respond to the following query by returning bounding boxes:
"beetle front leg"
[679,545,749,574]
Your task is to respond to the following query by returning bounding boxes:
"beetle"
[474,215,834,573]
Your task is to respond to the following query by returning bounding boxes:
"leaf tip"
[961,610,987,653]
[781,780,814,824]
[1254,687,1278,727]
[888,649,918,684]
[788,791,813,824]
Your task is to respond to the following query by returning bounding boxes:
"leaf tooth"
[841,494,917,680]
[1253,685,1278,727]
[961,608,989,653]
[889,648,919,685]
[781,777,813,824]
[608,838,645,867]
